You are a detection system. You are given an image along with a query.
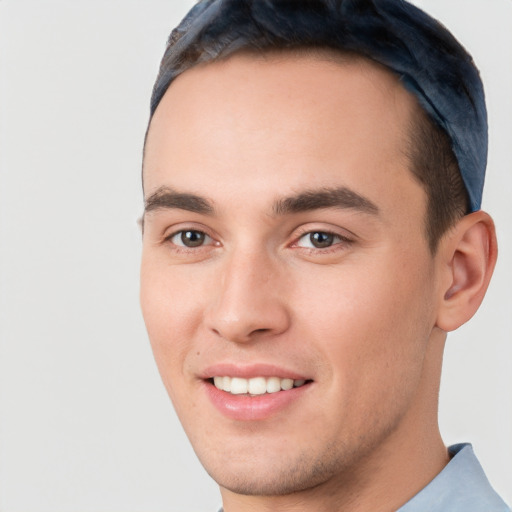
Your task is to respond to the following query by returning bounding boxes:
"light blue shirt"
[217,443,510,511]
[398,443,510,511]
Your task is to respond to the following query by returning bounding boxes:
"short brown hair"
[407,108,470,253]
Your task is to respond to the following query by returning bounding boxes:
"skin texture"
[141,53,497,512]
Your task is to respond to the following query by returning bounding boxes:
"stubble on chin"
[204,434,383,498]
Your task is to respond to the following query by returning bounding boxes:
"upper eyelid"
[293,231,352,248]
[297,228,349,238]
[292,224,356,242]
[163,224,215,240]
[167,229,212,239]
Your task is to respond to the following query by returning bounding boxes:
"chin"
[208,462,332,496]
[196,439,361,497]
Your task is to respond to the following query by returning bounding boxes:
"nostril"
[253,328,271,335]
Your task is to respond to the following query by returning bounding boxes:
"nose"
[205,249,291,344]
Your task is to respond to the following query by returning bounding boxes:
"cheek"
[140,265,213,429]
[140,249,209,328]
[140,257,207,389]
[295,253,435,399]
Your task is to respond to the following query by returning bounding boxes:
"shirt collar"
[398,443,509,512]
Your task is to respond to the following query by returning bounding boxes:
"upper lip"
[200,363,311,381]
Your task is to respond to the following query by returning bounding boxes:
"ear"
[435,211,498,332]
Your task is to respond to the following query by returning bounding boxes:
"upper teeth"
[213,376,306,395]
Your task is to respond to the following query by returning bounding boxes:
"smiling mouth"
[211,376,310,395]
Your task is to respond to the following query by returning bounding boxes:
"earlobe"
[435,211,498,332]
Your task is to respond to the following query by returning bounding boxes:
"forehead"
[143,51,422,216]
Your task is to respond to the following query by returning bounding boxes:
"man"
[139,1,510,510]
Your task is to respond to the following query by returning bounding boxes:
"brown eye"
[296,231,337,249]
[170,230,210,248]
[295,230,352,251]
[309,232,335,248]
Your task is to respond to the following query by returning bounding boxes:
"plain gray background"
[0,1,510,510]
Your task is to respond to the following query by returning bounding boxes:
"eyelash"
[163,227,354,255]
[292,229,354,253]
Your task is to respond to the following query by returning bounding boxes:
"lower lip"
[203,381,311,421]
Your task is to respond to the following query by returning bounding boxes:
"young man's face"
[141,53,446,497]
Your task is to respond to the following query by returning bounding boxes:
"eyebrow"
[143,185,379,218]
[273,187,379,216]
[144,186,214,215]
